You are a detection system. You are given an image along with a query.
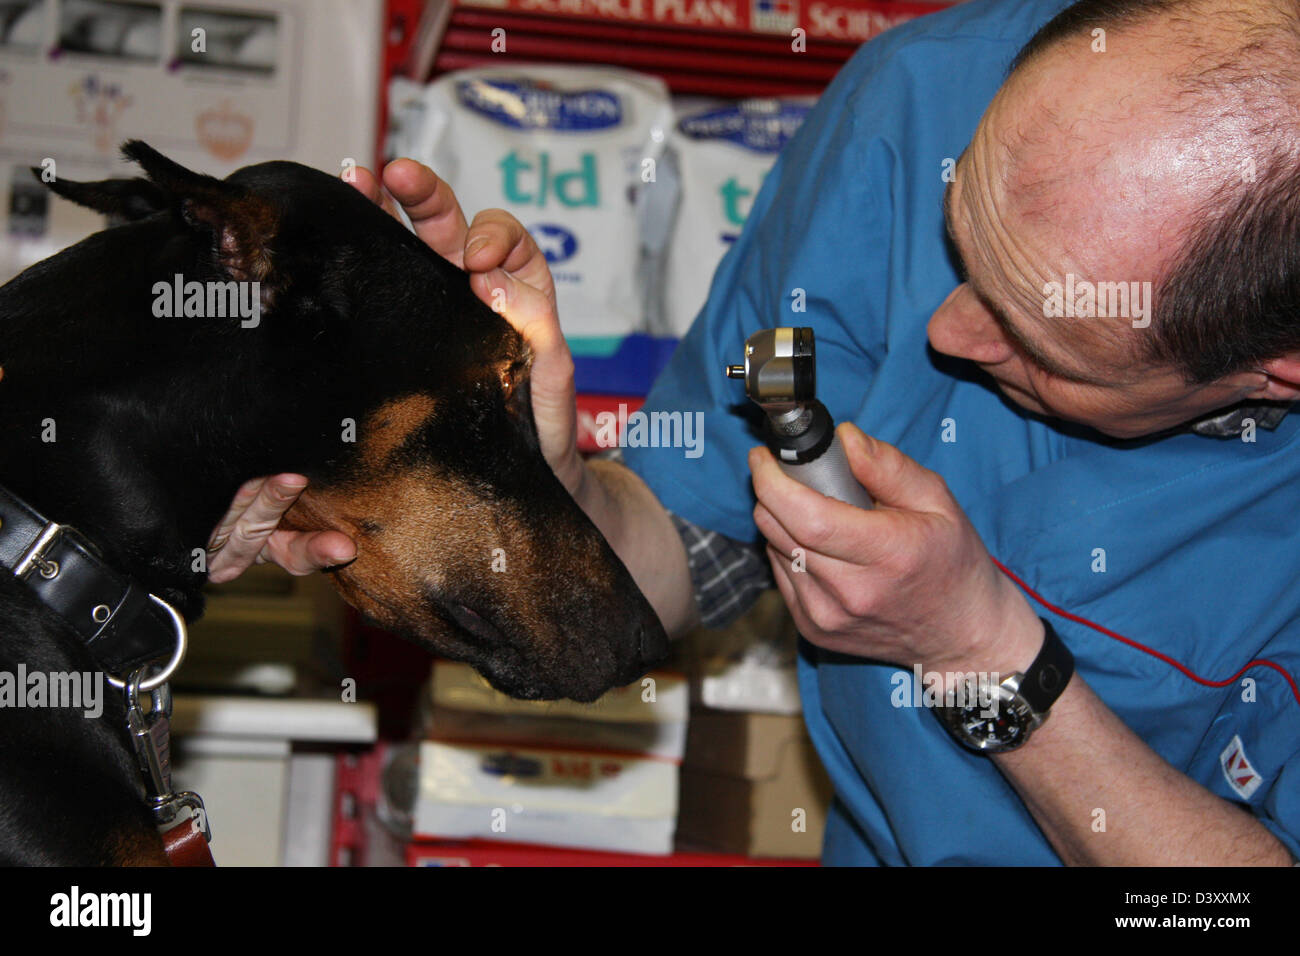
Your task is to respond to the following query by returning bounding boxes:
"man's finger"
[381,158,470,266]
[470,266,575,472]
[470,266,571,411]
[749,445,900,564]
[345,165,381,204]
[344,166,402,221]
[207,474,308,583]
[768,543,840,640]
[754,500,803,561]
[207,476,267,550]
[769,545,804,620]
[755,499,860,574]
[263,529,358,577]
[471,268,566,352]
[465,210,557,305]
[839,423,953,512]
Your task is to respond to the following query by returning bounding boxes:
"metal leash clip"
[125,669,212,843]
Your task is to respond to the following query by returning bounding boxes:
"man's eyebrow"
[975,284,1114,386]
[983,294,1080,377]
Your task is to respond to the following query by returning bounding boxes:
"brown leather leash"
[125,672,216,866]
[161,816,217,867]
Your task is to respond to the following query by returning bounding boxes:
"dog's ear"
[34,170,169,221]
[120,140,278,283]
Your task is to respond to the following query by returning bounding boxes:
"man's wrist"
[552,448,588,501]
[988,613,1048,679]
[573,457,630,547]
[930,593,1045,693]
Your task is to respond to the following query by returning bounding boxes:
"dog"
[0,141,668,864]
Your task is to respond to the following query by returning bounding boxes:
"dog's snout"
[637,617,669,668]
[611,612,669,689]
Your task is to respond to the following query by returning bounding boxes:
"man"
[208,0,1300,864]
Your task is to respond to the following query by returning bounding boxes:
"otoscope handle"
[777,432,874,509]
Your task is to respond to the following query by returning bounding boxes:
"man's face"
[928,34,1271,439]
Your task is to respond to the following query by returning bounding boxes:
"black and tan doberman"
[0,142,667,864]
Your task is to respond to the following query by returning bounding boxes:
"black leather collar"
[0,484,181,675]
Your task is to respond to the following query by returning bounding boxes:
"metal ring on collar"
[106,594,188,692]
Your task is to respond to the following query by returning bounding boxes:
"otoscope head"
[725,327,816,408]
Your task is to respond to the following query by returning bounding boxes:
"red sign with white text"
[456,0,951,42]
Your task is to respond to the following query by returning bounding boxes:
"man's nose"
[927,283,1014,365]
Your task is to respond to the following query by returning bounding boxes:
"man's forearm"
[570,458,698,638]
[994,667,1292,866]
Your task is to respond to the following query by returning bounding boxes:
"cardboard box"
[678,710,832,860]
[432,659,688,724]
[425,704,686,761]
[414,739,678,855]
[415,661,689,855]
[430,660,689,761]
[178,565,345,693]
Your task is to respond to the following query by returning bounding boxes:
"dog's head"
[3,141,668,702]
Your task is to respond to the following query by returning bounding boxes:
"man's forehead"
[954,67,1194,290]
[940,129,1149,385]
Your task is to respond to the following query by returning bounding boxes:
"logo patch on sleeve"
[1220,735,1263,800]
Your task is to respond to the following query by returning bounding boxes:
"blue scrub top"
[622,0,1300,864]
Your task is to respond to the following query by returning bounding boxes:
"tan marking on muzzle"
[286,481,624,676]
[285,467,571,643]
[280,390,639,694]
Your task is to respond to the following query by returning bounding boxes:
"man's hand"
[362,160,581,493]
[750,422,1043,676]
[754,424,1294,866]
[206,160,577,585]
[207,475,357,583]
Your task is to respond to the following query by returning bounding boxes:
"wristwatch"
[935,617,1074,754]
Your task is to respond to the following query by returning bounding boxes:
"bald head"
[1005,0,1300,383]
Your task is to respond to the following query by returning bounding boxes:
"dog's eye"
[498,357,529,401]
[506,375,533,431]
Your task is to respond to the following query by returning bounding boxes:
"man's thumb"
[473,268,516,319]
[839,423,952,512]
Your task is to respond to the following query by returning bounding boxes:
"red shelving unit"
[396,0,954,96]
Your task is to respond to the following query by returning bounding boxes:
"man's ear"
[1254,353,1300,402]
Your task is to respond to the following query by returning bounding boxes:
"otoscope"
[726,327,874,509]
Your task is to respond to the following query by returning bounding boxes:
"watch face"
[942,687,1036,753]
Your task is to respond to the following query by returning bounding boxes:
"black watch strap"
[1018,617,1074,714]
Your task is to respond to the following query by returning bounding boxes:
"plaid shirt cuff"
[668,511,773,629]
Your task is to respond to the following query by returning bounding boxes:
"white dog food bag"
[389,67,675,342]
[661,96,816,338]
